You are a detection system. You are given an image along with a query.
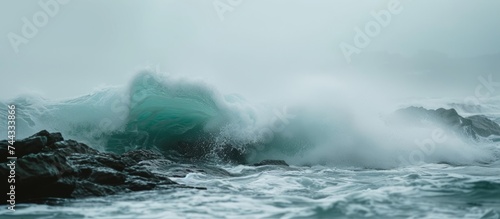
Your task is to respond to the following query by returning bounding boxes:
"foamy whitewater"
[1,71,500,218]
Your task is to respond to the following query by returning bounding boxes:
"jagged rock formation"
[0,131,204,202]
[388,107,500,139]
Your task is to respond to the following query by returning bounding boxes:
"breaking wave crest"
[1,71,499,167]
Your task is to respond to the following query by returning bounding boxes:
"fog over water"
[1,0,500,101]
[1,0,499,167]
[2,2,500,218]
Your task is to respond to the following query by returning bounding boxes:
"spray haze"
[1,0,500,167]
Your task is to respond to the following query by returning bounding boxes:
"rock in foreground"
[0,130,197,202]
[252,160,289,167]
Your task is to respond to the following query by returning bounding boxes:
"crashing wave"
[1,71,499,167]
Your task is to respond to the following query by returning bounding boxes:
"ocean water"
[3,163,500,219]
[1,71,500,218]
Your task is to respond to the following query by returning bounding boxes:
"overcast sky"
[1,0,500,100]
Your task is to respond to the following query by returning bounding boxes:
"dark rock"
[1,134,51,162]
[0,130,66,162]
[13,152,75,185]
[95,154,126,171]
[388,107,500,139]
[0,151,76,200]
[132,159,176,168]
[0,131,199,202]
[126,178,157,191]
[56,140,100,155]
[253,160,289,167]
[467,115,500,137]
[15,136,46,157]
[90,168,127,185]
[28,130,64,146]
[120,156,139,168]
[0,141,9,162]
[126,167,157,178]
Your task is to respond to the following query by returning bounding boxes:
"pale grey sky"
[1,0,500,100]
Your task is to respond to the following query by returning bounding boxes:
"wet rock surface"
[0,131,202,202]
[252,160,289,167]
[0,131,296,203]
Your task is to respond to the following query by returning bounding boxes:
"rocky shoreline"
[2,107,499,203]
[388,107,500,139]
[0,130,290,203]
[0,131,192,202]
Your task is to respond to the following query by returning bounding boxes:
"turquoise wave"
[1,71,498,166]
